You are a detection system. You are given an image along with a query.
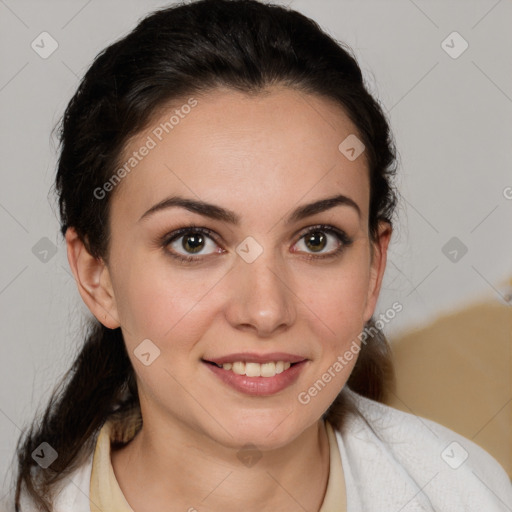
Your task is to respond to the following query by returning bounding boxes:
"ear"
[363,221,392,322]
[65,227,120,329]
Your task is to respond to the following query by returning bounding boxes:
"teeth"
[231,361,244,375]
[245,362,261,377]
[219,361,292,377]
[261,362,276,377]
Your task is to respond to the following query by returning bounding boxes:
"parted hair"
[13,0,398,509]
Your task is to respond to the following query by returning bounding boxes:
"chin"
[209,411,315,451]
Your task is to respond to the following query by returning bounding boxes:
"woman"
[11,0,511,510]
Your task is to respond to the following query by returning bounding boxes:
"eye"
[163,227,222,263]
[161,223,352,264]
[292,225,352,259]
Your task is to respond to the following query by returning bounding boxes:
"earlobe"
[64,227,120,329]
[363,222,392,322]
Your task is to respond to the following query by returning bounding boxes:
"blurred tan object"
[385,297,512,479]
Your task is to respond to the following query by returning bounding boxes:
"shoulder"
[9,413,135,512]
[335,387,512,511]
[11,453,93,512]
[54,454,94,512]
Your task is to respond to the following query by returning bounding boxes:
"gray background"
[1,0,511,501]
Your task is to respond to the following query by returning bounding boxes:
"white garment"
[10,387,512,511]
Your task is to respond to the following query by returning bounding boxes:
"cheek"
[301,251,371,336]
[112,252,223,346]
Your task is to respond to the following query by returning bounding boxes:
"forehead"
[109,86,370,228]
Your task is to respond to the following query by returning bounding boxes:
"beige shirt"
[89,412,346,511]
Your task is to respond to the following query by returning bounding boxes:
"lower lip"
[203,360,307,396]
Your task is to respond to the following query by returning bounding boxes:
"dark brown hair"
[13,0,398,509]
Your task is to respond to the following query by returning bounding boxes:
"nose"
[224,249,296,338]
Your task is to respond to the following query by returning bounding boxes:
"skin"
[66,85,391,512]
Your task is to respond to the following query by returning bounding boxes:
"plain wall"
[1,0,511,501]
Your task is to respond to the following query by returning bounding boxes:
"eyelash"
[160,223,353,264]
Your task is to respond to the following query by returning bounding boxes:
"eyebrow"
[138,193,361,225]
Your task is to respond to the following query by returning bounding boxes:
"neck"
[111,416,331,512]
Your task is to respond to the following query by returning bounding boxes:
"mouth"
[202,359,303,378]
[201,354,308,396]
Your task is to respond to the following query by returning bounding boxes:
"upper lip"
[203,352,307,365]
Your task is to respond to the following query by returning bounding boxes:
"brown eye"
[181,232,206,253]
[293,225,352,259]
[166,228,220,260]
[304,231,327,252]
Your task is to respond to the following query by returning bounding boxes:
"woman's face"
[96,86,390,450]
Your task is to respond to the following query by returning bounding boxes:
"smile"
[202,358,308,396]
[208,360,293,377]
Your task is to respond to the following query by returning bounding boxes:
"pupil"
[306,232,326,252]
[183,233,204,253]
